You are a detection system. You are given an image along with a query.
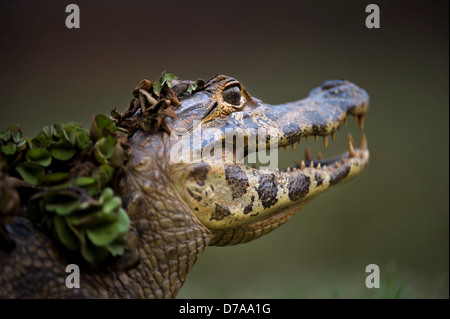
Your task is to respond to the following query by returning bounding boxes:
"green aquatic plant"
[0,70,199,263]
[0,115,130,262]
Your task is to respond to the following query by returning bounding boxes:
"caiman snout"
[171,75,370,240]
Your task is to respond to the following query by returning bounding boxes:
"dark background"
[0,0,448,298]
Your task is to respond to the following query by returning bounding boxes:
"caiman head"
[119,75,369,297]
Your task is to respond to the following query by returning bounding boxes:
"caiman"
[0,74,369,298]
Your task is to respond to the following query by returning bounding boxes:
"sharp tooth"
[293,167,297,171]
[317,151,323,160]
[317,163,321,169]
[315,135,319,142]
[361,133,368,149]
[343,117,348,126]
[292,143,296,151]
[331,131,336,141]
[309,161,314,168]
[298,139,301,144]
[358,114,366,130]
[323,136,329,149]
[301,160,306,169]
[348,133,356,158]
[348,138,356,158]
[305,136,309,143]
[304,147,312,161]
[295,160,300,167]
[324,165,327,169]
[334,161,339,168]
[287,167,291,172]
[284,145,288,151]
[348,133,355,145]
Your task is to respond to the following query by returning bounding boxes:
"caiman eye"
[222,86,242,106]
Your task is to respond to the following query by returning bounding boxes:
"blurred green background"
[0,0,448,298]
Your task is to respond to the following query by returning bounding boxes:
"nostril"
[320,79,348,90]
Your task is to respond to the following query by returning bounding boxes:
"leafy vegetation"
[0,116,130,262]
[0,70,200,263]
[152,70,178,96]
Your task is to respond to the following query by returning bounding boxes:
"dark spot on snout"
[243,195,255,214]
[210,204,231,221]
[190,163,211,186]
[329,165,351,187]
[311,124,327,135]
[225,165,249,199]
[187,189,202,202]
[315,173,323,186]
[256,174,278,209]
[281,122,303,144]
[288,174,311,201]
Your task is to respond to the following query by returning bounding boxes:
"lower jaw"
[240,134,368,174]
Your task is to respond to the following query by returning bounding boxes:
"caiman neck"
[118,131,212,298]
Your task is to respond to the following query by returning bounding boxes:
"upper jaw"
[171,78,370,174]
[224,79,369,144]
[197,78,370,169]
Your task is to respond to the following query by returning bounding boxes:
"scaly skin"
[0,75,369,298]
